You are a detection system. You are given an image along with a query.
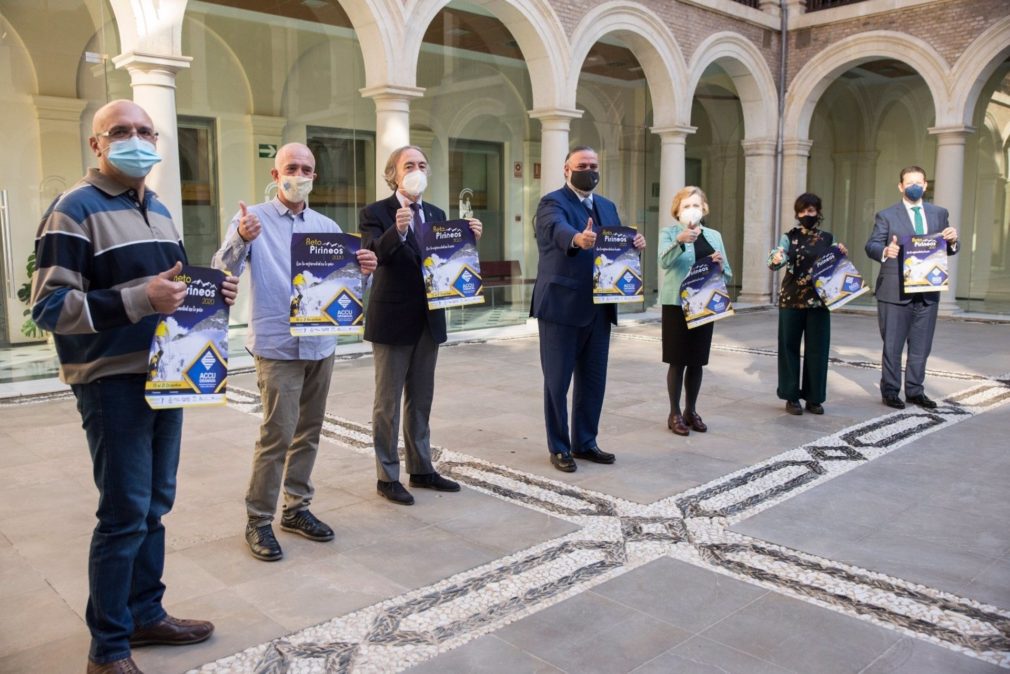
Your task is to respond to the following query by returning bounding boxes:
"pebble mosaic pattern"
[183,335,1010,673]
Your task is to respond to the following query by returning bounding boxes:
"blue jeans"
[71,374,182,663]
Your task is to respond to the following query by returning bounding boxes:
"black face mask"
[570,170,600,192]
[798,214,819,229]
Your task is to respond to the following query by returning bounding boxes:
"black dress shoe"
[377,480,415,505]
[281,508,335,542]
[785,400,803,415]
[245,522,283,561]
[410,472,461,492]
[906,393,937,409]
[882,394,906,409]
[805,401,824,415]
[550,452,577,473]
[130,615,214,647]
[572,445,615,464]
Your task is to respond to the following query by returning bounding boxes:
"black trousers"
[777,307,831,404]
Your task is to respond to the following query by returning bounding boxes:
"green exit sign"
[258,144,277,158]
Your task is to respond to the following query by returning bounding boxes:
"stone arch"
[687,32,778,140]
[176,14,253,116]
[784,31,950,141]
[403,0,568,109]
[567,2,687,128]
[949,16,1010,129]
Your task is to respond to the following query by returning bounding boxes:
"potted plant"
[16,251,46,340]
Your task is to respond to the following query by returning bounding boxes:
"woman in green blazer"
[658,186,733,436]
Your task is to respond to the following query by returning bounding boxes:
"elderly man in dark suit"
[865,165,959,410]
[532,146,646,473]
[360,145,482,505]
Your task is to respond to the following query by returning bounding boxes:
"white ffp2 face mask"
[277,175,313,204]
[678,206,703,227]
[400,170,427,198]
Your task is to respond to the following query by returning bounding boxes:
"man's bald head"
[274,143,315,173]
[91,99,154,136]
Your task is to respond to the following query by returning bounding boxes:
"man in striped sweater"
[31,100,238,674]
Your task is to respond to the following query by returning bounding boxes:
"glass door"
[178,117,219,265]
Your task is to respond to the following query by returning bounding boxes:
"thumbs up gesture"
[237,201,261,242]
[884,234,900,259]
[146,261,187,314]
[395,206,412,235]
[576,217,597,250]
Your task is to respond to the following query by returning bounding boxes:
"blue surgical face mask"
[903,183,925,202]
[105,136,162,178]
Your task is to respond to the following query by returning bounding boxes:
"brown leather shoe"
[87,656,144,673]
[668,413,690,436]
[684,411,707,432]
[130,615,214,647]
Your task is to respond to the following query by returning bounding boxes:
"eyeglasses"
[97,126,159,142]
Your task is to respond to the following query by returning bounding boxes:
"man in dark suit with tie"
[865,165,959,410]
[360,145,482,504]
[532,146,646,472]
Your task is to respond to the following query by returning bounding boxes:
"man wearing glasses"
[32,100,238,674]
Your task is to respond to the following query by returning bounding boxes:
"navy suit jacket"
[359,194,447,345]
[864,200,957,305]
[531,185,619,327]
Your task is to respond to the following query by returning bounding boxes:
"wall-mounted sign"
[533,162,541,179]
[513,161,522,178]
[258,144,278,159]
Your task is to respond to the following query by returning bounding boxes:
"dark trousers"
[71,375,182,664]
[777,307,831,405]
[538,306,611,455]
[877,297,938,398]
[371,326,439,482]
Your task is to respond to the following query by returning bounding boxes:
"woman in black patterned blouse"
[768,193,847,415]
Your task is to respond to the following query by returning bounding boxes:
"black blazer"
[359,193,447,345]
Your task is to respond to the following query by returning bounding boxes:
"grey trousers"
[246,355,334,525]
[371,327,439,482]
[877,298,938,398]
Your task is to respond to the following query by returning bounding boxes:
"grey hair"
[383,145,430,191]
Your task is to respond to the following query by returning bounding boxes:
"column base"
[736,292,773,306]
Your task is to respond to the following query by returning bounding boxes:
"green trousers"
[777,307,831,404]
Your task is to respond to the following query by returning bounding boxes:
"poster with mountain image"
[593,226,643,304]
[290,232,365,335]
[420,219,484,309]
[812,245,869,310]
[901,233,949,294]
[145,265,229,409]
[680,258,734,329]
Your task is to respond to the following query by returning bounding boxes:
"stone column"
[928,125,974,313]
[112,52,192,224]
[360,85,425,202]
[650,126,696,228]
[780,139,813,226]
[529,108,582,197]
[759,0,781,16]
[738,138,778,304]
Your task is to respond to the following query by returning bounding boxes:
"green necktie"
[912,206,924,235]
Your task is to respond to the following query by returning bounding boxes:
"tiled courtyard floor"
[1,309,1007,673]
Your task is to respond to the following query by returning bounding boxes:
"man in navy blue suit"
[865,165,958,410]
[532,146,646,472]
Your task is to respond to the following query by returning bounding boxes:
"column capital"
[782,138,814,157]
[32,95,88,123]
[528,108,583,130]
[740,138,777,156]
[359,84,425,102]
[758,1,781,16]
[250,115,287,138]
[113,51,191,88]
[927,125,975,145]
[650,125,697,142]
